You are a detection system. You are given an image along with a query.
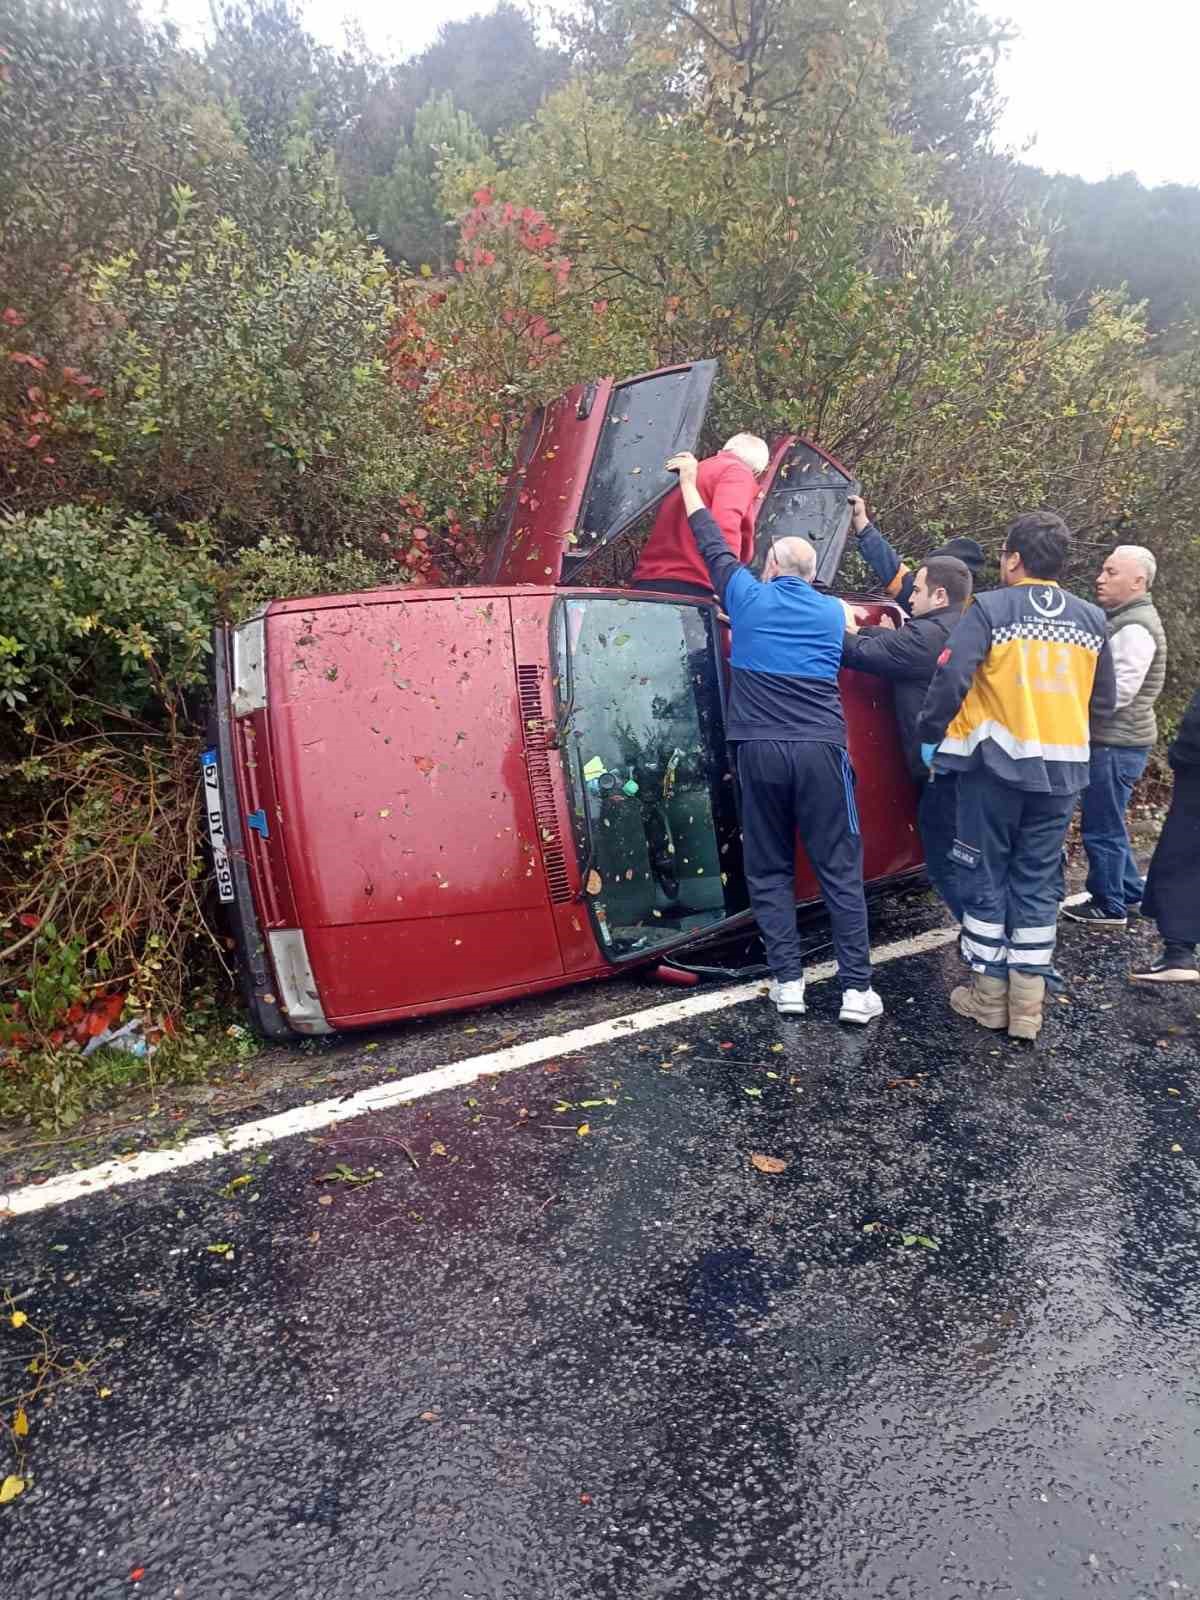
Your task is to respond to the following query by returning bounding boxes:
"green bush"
[0,505,215,723]
[220,533,400,615]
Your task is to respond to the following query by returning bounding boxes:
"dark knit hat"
[929,536,986,577]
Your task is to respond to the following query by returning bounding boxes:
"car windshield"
[555,596,746,960]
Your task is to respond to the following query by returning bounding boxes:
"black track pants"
[736,740,872,989]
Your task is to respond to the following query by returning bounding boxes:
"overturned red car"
[205,361,923,1039]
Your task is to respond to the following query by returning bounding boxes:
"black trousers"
[1143,768,1200,946]
[736,740,872,989]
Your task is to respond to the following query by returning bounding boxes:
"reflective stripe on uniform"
[1007,945,1053,965]
[1010,924,1057,944]
[963,935,1006,965]
[963,913,1005,939]
[938,719,1091,765]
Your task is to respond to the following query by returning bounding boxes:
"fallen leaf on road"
[770,1044,785,1054]
[419,1410,439,1422]
[307,1231,320,1245]
[430,1141,448,1157]
[750,1154,787,1174]
[743,1086,762,1099]
[0,1475,25,1503]
[577,1123,590,1136]
[1171,1143,1183,1153]
[130,1568,145,1583]
[98,1386,113,1399]
[886,1076,923,1090]
[13,1407,28,1437]
[318,1194,333,1206]
[205,1242,233,1256]
[10,1311,27,1329]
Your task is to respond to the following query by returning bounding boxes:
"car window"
[566,362,716,570]
[753,440,857,584]
[556,596,746,959]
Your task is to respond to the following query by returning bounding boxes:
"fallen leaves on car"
[585,869,602,895]
[413,755,436,776]
[750,1153,787,1174]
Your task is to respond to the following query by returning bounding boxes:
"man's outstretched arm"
[848,495,915,612]
[667,452,755,612]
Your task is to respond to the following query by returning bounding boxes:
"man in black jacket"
[1131,685,1200,982]
[842,554,973,919]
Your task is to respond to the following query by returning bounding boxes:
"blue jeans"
[918,774,962,921]
[1081,745,1150,915]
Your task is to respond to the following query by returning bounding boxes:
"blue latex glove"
[920,742,937,770]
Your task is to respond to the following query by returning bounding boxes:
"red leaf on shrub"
[472,186,494,205]
[17,914,39,929]
[24,434,42,449]
[9,351,46,370]
[1,307,24,327]
[454,259,466,274]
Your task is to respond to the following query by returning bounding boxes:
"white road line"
[1,924,967,1219]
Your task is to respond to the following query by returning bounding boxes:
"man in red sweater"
[632,433,769,598]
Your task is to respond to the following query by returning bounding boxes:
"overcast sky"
[157,0,1200,188]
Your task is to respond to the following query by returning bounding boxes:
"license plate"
[201,748,236,904]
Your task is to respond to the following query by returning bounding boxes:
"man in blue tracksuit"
[668,450,883,1025]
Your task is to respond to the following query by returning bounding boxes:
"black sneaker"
[1061,898,1127,930]
[1130,946,1199,984]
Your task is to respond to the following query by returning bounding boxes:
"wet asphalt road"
[2,899,1200,1600]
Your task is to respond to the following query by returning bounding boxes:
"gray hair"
[771,536,816,580]
[1112,544,1157,588]
[721,432,770,476]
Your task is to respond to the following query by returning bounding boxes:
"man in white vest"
[1062,544,1167,931]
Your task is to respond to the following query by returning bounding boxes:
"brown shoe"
[949,973,1009,1030]
[1007,971,1046,1040]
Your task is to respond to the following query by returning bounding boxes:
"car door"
[483,361,717,587]
[752,436,859,586]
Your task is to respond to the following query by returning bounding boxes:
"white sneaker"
[839,987,884,1024]
[773,978,807,1015]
